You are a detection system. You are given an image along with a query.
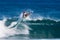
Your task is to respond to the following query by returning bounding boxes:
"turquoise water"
[4,18,60,38]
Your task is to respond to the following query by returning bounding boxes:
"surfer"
[9,11,30,28]
[16,11,30,26]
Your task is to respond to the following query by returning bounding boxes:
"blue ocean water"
[0,0,60,39]
[0,0,60,19]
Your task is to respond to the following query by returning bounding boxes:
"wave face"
[0,17,60,38]
[26,19,60,38]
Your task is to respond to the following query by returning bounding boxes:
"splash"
[0,17,30,38]
[0,9,33,38]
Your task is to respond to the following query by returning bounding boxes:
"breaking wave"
[0,9,60,38]
[0,17,30,38]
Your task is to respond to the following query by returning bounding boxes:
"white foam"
[0,17,30,38]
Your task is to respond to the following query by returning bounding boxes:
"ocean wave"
[0,9,60,38]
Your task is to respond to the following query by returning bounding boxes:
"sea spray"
[0,16,30,38]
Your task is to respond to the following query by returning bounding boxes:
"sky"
[0,0,60,19]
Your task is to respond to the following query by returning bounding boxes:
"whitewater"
[0,16,30,38]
